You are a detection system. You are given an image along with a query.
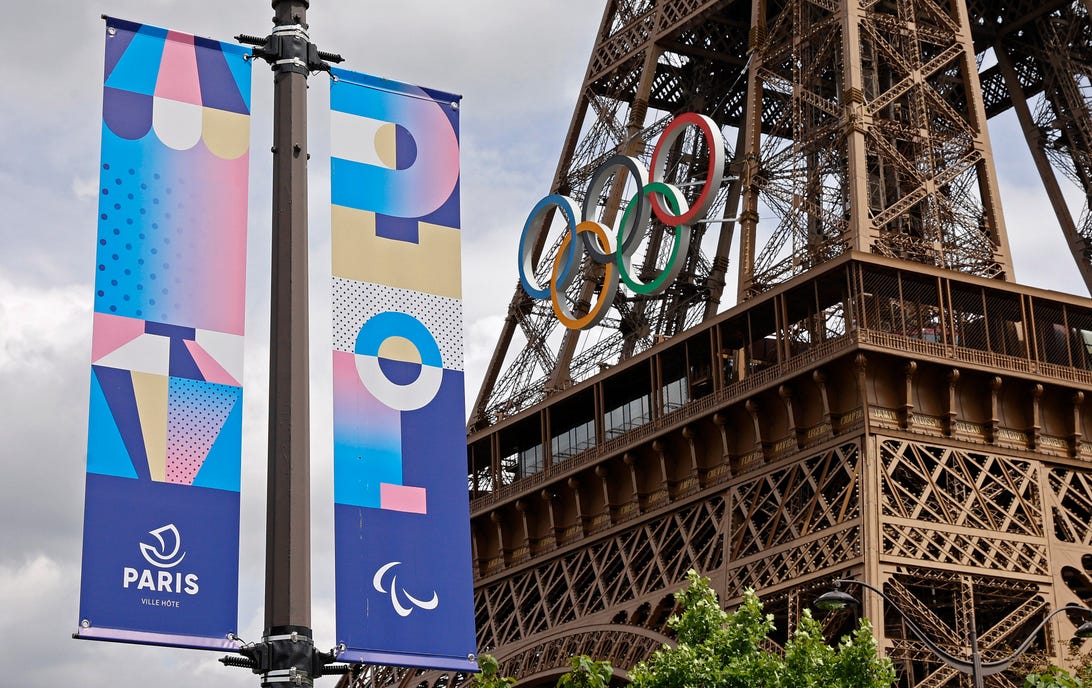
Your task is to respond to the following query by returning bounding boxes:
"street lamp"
[1077,620,1092,639]
[814,578,1092,688]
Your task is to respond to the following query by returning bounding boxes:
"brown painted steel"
[265,0,312,632]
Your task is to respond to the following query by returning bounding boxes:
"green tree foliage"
[629,570,897,688]
[1023,648,1092,688]
[469,653,517,688]
[557,655,614,688]
[1024,666,1086,688]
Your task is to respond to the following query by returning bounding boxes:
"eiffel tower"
[350,1,1092,686]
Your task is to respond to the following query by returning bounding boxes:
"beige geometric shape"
[202,107,250,160]
[374,123,398,169]
[377,335,422,364]
[131,372,169,482]
[331,205,462,299]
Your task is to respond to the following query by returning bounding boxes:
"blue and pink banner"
[329,69,476,671]
[76,18,251,650]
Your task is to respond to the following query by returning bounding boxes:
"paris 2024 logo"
[122,524,200,596]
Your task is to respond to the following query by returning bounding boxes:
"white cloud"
[0,276,89,372]
[72,175,100,201]
[0,555,64,618]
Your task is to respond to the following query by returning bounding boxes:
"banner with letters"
[329,68,476,671]
[76,18,251,650]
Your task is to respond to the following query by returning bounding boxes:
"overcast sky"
[0,2,1087,687]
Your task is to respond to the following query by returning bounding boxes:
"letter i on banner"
[329,69,476,671]
[76,18,251,650]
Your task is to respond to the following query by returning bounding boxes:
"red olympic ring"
[649,113,725,226]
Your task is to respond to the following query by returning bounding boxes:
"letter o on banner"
[354,311,443,411]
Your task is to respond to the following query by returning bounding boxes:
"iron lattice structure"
[345,1,1092,687]
[471,0,1092,427]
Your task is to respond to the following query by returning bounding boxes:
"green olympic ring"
[617,181,690,295]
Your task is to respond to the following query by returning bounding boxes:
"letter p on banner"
[329,68,476,671]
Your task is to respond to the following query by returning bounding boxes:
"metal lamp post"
[219,2,347,686]
[814,578,1092,688]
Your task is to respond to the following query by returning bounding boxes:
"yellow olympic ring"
[550,220,619,330]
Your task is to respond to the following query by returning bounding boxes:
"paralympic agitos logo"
[518,113,726,330]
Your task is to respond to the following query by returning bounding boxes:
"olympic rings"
[517,113,726,330]
[581,155,649,263]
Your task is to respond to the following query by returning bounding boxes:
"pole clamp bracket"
[219,625,348,686]
[236,26,343,75]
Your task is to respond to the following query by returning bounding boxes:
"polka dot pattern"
[166,377,241,485]
[95,160,191,322]
[332,276,463,371]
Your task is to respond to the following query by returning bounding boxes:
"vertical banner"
[330,69,476,671]
[76,18,251,650]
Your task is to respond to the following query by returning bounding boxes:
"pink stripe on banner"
[91,312,146,363]
[155,32,202,105]
[184,339,240,387]
[380,483,427,514]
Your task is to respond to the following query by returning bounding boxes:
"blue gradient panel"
[331,70,475,672]
[78,18,251,652]
[334,372,475,669]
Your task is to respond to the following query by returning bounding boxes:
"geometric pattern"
[726,526,863,593]
[728,442,860,560]
[88,311,243,490]
[86,20,249,494]
[330,70,463,516]
[88,364,240,489]
[882,524,1050,576]
[1048,467,1092,546]
[721,442,862,592]
[166,377,240,485]
[92,313,243,386]
[76,18,249,651]
[884,570,1048,688]
[332,276,462,370]
[879,440,1043,537]
[475,496,725,650]
[97,23,250,336]
[330,69,474,673]
[879,439,1051,576]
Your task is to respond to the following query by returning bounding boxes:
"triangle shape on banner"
[167,378,241,485]
[86,371,139,479]
[91,312,146,363]
[192,396,242,491]
[92,365,151,481]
